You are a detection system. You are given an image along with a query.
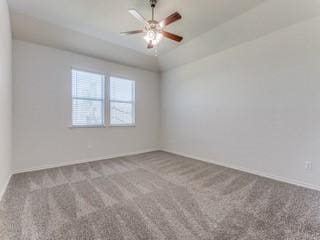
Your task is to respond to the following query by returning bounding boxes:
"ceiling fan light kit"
[121,0,183,49]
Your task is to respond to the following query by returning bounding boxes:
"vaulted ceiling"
[8,0,267,55]
[8,0,320,72]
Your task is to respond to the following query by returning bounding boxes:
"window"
[72,69,105,127]
[110,77,135,126]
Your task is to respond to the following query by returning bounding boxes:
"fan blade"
[159,12,182,27]
[147,41,154,49]
[128,9,149,26]
[121,30,144,35]
[162,31,183,42]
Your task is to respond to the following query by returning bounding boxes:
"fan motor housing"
[150,0,158,8]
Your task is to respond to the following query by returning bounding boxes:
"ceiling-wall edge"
[10,10,161,73]
[10,0,320,73]
[158,0,320,72]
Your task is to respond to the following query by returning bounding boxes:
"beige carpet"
[0,151,320,239]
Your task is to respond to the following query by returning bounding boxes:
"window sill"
[109,124,136,127]
[69,125,106,129]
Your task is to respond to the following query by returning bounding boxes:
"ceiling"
[8,0,267,56]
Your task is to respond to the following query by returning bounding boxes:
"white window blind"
[110,77,135,126]
[72,69,105,127]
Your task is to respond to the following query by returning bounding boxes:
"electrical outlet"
[305,161,312,171]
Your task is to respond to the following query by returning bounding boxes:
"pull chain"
[154,46,158,56]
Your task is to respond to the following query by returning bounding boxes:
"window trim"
[70,68,107,128]
[109,76,136,127]
[69,68,136,129]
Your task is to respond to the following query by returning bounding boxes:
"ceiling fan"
[121,0,183,49]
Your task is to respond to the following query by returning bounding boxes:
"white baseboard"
[12,147,320,192]
[13,148,160,174]
[163,149,320,192]
[0,174,12,202]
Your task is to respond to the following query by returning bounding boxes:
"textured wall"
[13,40,160,172]
[0,0,12,199]
[161,16,320,189]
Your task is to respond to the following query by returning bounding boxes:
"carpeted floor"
[0,151,320,240]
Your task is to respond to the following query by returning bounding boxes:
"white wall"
[13,40,160,172]
[161,16,320,189]
[0,0,12,198]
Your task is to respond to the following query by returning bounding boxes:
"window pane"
[110,77,134,102]
[110,102,133,125]
[72,70,104,99]
[72,99,104,126]
[72,69,105,127]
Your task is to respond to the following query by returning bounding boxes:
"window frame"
[70,68,107,128]
[70,68,136,129]
[109,76,136,127]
